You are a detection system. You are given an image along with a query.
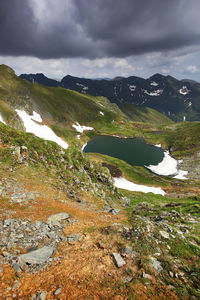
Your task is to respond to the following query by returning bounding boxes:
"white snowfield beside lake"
[72,122,94,133]
[173,170,188,180]
[114,177,165,196]
[81,143,87,151]
[0,113,6,124]
[146,147,188,179]
[16,110,68,149]
[146,150,177,176]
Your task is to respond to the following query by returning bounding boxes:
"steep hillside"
[0,65,172,138]
[20,71,200,122]
[0,64,200,299]
[119,102,173,124]
[0,65,122,129]
[0,121,200,299]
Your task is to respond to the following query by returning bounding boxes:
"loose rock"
[112,252,126,268]
[159,230,170,239]
[32,291,47,300]
[47,212,72,222]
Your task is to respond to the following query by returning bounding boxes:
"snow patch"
[150,82,159,86]
[114,177,165,196]
[72,122,94,133]
[128,84,136,92]
[114,86,118,96]
[16,110,68,149]
[179,86,190,95]
[173,160,188,179]
[146,150,177,176]
[0,113,6,124]
[99,111,104,116]
[81,143,87,151]
[76,83,88,93]
[146,150,188,179]
[143,89,163,96]
[173,170,188,180]
[112,135,120,138]
[77,135,80,140]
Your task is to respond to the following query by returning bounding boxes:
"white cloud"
[162,68,170,74]
[0,56,69,79]
[82,58,111,68]
[1,47,200,81]
[82,57,134,71]
[114,59,134,71]
[186,65,198,73]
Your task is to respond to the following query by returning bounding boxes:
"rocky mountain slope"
[20,72,200,122]
[0,120,200,299]
[0,64,200,299]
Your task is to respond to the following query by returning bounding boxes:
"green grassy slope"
[163,122,200,156]
[0,65,172,132]
[119,102,173,124]
[0,65,122,128]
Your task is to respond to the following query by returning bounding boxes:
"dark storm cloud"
[0,0,200,59]
[0,0,36,56]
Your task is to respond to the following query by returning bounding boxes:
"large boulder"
[47,212,72,222]
[18,246,54,267]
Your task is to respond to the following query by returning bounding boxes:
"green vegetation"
[0,122,116,202]
[119,102,173,124]
[125,192,200,299]
[163,121,200,156]
[0,64,172,136]
[88,152,173,187]
[0,64,200,299]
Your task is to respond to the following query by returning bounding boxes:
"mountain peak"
[149,73,166,80]
[0,64,15,75]
[20,73,59,87]
[112,76,125,81]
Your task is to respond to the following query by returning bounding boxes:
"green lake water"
[83,135,164,167]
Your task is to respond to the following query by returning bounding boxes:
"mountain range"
[20,72,200,122]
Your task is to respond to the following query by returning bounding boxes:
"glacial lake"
[83,135,164,168]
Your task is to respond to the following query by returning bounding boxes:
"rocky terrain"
[0,64,200,299]
[0,124,199,299]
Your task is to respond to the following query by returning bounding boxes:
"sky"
[0,0,200,81]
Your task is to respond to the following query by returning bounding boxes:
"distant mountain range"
[20,72,200,121]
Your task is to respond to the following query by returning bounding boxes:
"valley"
[0,64,200,299]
